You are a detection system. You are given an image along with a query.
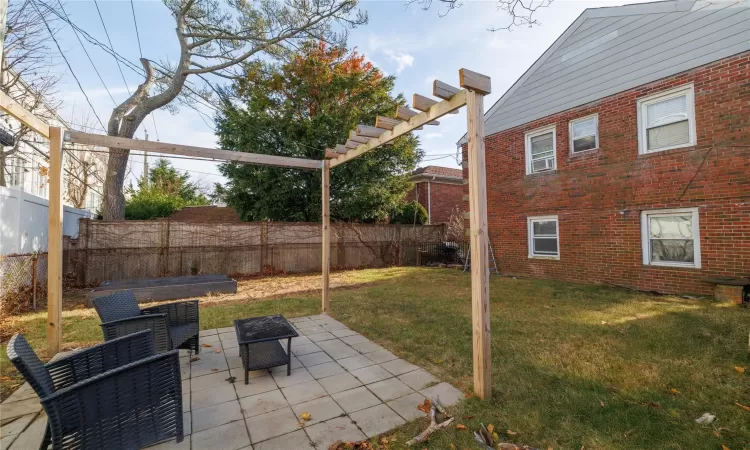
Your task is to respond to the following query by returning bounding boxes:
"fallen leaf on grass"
[463,415,475,420]
[300,412,312,421]
[506,429,518,436]
[417,399,432,413]
[735,366,746,374]
[694,412,715,424]
[487,424,494,434]
[449,444,456,450]
[721,445,730,450]
[735,402,750,412]
[456,424,466,430]
[670,388,680,395]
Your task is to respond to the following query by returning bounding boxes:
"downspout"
[427,181,431,225]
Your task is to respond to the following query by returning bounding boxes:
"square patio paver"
[386,392,428,421]
[297,351,334,367]
[316,340,359,359]
[245,407,300,444]
[291,343,322,356]
[239,389,288,418]
[273,368,314,388]
[308,332,337,343]
[307,361,345,379]
[191,400,243,432]
[331,386,382,413]
[290,395,344,425]
[366,349,398,364]
[281,379,328,405]
[234,374,278,398]
[253,430,312,450]
[380,359,420,376]
[340,334,369,345]
[305,416,366,450]
[398,369,439,391]
[367,378,414,402]
[331,328,358,338]
[191,385,237,410]
[337,355,374,371]
[190,420,250,450]
[349,365,393,385]
[318,372,362,394]
[419,382,465,407]
[348,404,405,437]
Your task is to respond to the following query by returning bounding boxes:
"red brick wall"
[463,52,750,295]
[407,181,464,224]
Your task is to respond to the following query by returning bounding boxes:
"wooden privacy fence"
[67,219,446,285]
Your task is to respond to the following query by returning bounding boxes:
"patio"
[0,313,463,450]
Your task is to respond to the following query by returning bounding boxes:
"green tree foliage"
[124,158,210,219]
[389,200,428,225]
[215,42,423,222]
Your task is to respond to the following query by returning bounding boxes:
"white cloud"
[383,49,414,74]
[424,132,443,139]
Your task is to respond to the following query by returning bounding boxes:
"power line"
[55,0,116,105]
[31,0,107,131]
[129,0,143,59]
[92,0,131,95]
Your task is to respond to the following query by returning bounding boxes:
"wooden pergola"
[0,68,494,399]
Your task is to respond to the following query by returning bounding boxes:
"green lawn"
[1,267,747,449]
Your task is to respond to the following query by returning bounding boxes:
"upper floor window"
[525,125,556,175]
[569,114,598,154]
[528,215,559,259]
[640,208,701,269]
[637,84,696,154]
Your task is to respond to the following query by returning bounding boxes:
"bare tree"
[411,0,552,31]
[98,0,367,220]
[64,112,106,208]
[1,0,61,186]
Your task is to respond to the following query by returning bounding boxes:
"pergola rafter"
[0,67,494,399]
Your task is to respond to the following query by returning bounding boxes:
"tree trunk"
[102,147,132,220]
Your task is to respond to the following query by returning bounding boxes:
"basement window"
[637,84,696,154]
[525,125,556,174]
[569,114,598,153]
[528,216,559,259]
[641,208,701,268]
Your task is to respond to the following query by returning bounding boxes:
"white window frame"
[569,113,599,154]
[640,208,701,269]
[636,84,696,155]
[527,215,560,259]
[525,124,557,175]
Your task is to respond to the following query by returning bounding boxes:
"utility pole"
[143,129,148,187]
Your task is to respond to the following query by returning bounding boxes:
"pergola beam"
[330,89,466,168]
[65,131,323,170]
[0,90,50,138]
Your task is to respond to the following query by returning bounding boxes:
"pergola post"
[321,160,331,313]
[47,126,64,355]
[461,69,492,400]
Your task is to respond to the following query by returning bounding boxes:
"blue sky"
[49,0,641,189]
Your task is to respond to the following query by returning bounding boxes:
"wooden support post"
[47,127,64,355]
[464,76,491,400]
[321,160,331,313]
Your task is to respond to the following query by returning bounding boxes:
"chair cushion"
[6,334,55,398]
[93,290,143,322]
[170,323,199,347]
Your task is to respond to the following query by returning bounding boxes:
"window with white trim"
[528,216,559,259]
[569,114,598,153]
[637,85,696,154]
[525,125,556,174]
[641,208,701,268]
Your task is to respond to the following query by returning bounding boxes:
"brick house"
[406,166,464,224]
[459,0,749,296]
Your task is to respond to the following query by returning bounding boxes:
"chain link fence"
[1,253,48,315]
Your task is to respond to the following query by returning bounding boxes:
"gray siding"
[471,0,750,142]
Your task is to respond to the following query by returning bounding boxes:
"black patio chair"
[93,290,200,354]
[6,330,183,450]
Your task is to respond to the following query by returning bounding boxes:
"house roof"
[169,205,241,222]
[458,0,750,144]
[411,165,464,183]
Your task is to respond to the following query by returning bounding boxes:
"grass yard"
[1,267,747,449]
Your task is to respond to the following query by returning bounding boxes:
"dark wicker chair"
[6,330,183,450]
[93,290,200,354]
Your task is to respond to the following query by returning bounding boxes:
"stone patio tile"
[340,334,369,345]
[191,385,237,410]
[230,367,270,381]
[398,369,439,391]
[367,378,414,402]
[290,335,312,346]
[180,366,190,381]
[305,416,366,450]
[4,412,45,449]
[254,429,312,450]
[386,392,428,421]
[289,316,313,323]
[349,365,393,385]
[182,393,190,412]
[307,332,336,343]
[348,404,405,438]
[191,358,229,378]
[184,412,192,434]
[234,375,279,398]
[337,355,374,371]
[245,407,300,444]
[365,349,398,364]
[330,328,358,338]
[317,372,362,395]
[182,379,190,393]
[192,399,242,433]
[280,380,328,405]
[191,420,250,450]
[291,343,322,356]
[201,335,222,345]
[191,371,234,392]
[290,396,344,425]
[227,356,244,369]
[419,382,464,407]
[239,389,288,418]
[199,329,218,337]
[297,352,334,367]
[270,356,302,372]
[217,326,234,333]
[272,368,314,388]
[316,340,359,359]
[0,397,41,420]
[330,386,382,414]
[350,342,384,354]
[223,342,239,351]
[322,322,348,331]
[1,383,36,404]
[294,320,319,329]
[307,361,345,379]
[0,412,35,438]
[380,359,420,376]
[298,326,326,336]
[146,436,191,450]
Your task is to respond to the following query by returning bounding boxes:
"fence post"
[31,253,38,310]
[159,220,170,277]
[260,222,268,274]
